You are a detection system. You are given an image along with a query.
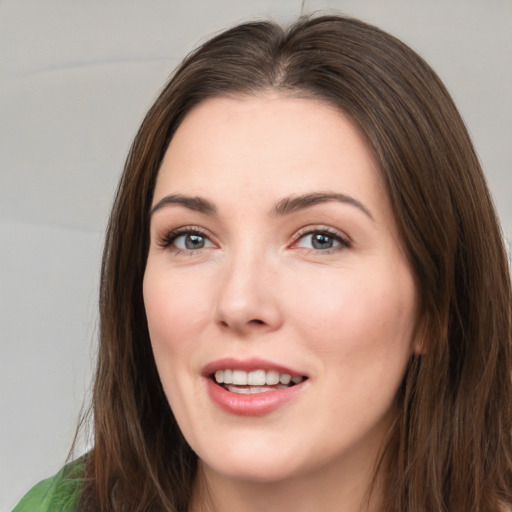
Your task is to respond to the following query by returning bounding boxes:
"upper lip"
[202,357,307,378]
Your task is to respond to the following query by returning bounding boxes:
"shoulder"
[13,459,85,512]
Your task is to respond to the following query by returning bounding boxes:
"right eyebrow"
[149,194,218,218]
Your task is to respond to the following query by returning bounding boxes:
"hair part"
[77,14,512,512]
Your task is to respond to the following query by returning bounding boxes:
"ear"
[413,336,427,356]
[412,317,428,356]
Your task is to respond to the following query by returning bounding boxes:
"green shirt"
[13,460,85,512]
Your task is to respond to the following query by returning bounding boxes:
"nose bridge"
[214,238,281,333]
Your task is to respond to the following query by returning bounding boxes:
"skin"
[143,95,420,512]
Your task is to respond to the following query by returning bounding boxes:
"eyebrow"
[150,194,217,217]
[272,192,374,220]
[149,191,373,221]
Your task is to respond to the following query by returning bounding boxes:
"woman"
[14,14,512,512]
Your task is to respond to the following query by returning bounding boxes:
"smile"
[213,369,306,394]
[203,359,308,416]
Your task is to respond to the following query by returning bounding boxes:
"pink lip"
[202,358,307,417]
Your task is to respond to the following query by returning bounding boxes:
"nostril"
[249,319,265,325]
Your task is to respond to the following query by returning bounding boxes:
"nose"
[214,249,283,336]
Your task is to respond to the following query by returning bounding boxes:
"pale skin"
[143,94,421,512]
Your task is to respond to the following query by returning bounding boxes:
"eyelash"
[291,226,351,253]
[157,226,351,255]
[158,226,212,255]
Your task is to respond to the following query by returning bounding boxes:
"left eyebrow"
[272,192,374,221]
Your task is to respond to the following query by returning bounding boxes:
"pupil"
[185,234,204,249]
[312,233,333,249]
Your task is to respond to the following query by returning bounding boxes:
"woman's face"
[143,95,419,485]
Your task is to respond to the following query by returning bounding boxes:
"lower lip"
[206,378,306,416]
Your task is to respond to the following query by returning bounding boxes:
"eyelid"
[291,225,351,250]
[156,224,350,253]
[157,226,216,251]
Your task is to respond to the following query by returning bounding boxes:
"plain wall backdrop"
[1,1,511,510]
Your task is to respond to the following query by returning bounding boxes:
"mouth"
[203,359,308,415]
[211,369,307,395]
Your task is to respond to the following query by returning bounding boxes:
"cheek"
[289,265,417,374]
[143,266,198,374]
[143,267,211,355]
[142,268,207,417]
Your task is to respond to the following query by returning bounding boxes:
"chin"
[192,433,308,484]
[200,456,301,485]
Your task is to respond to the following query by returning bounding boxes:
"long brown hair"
[78,15,512,511]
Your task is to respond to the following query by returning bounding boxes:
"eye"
[294,228,350,252]
[159,228,215,252]
[174,232,212,250]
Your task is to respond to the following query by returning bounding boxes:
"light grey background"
[1,1,510,510]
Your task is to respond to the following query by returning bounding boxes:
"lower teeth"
[224,384,290,394]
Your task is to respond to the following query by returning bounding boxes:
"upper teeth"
[214,369,303,386]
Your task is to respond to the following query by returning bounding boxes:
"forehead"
[155,94,386,203]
